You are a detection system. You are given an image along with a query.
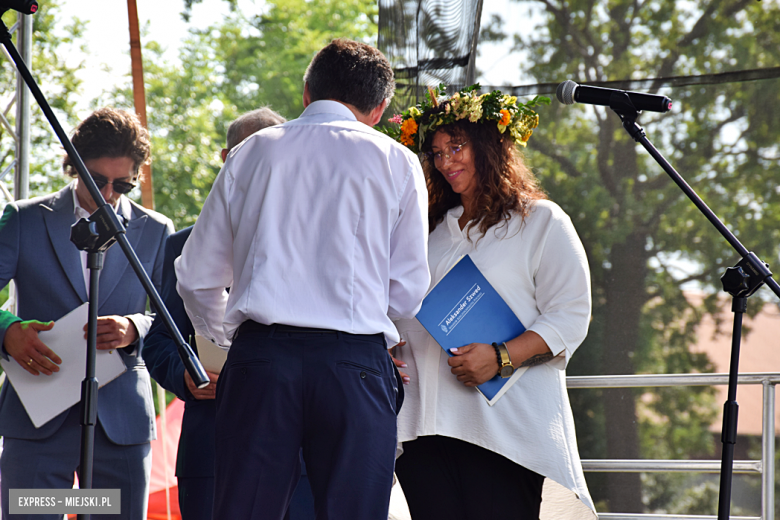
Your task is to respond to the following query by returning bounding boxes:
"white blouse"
[395,200,596,516]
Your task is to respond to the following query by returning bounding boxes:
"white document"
[194,335,228,374]
[0,303,126,428]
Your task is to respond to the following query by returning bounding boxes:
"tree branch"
[537,0,599,66]
[532,136,585,178]
[675,271,711,286]
[652,0,752,89]
[596,111,619,198]
[713,107,746,134]
[642,195,679,231]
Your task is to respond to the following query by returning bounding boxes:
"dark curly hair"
[62,107,150,179]
[423,119,547,238]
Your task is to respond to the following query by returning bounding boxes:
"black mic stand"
[0,10,209,518]
[606,91,780,519]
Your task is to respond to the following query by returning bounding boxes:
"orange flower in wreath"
[400,118,418,146]
[499,109,511,126]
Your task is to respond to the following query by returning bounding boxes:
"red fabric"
[147,485,181,520]
[147,398,184,519]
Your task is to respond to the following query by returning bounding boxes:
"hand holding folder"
[1,318,60,376]
[0,303,126,428]
[448,342,509,386]
[415,255,528,406]
[194,335,228,374]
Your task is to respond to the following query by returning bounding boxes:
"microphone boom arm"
[606,93,779,520]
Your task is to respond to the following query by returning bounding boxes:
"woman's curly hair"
[422,119,547,238]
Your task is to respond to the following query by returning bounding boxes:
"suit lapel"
[42,185,87,303]
[100,196,147,306]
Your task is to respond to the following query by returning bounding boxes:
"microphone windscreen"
[556,80,577,105]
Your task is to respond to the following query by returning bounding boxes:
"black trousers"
[395,435,544,520]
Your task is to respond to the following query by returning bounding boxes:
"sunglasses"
[90,173,137,195]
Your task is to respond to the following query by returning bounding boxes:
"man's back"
[178,100,429,346]
[175,38,429,520]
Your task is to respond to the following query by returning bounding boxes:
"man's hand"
[83,316,139,350]
[448,343,499,387]
[4,320,61,376]
[185,370,220,400]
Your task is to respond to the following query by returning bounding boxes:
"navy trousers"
[0,406,151,520]
[178,477,214,520]
[212,322,400,520]
[178,454,314,520]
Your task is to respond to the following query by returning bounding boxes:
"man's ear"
[221,148,229,163]
[303,82,312,108]
[367,98,390,127]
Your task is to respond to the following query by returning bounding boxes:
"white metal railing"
[567,372,778,520]
[599,513,761,520]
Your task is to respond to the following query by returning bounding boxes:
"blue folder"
[416,255,526,403]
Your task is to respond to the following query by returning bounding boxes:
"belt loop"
[268,323,278,338]
[335,330,342,340]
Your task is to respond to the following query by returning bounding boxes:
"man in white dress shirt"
[175,39,430,520]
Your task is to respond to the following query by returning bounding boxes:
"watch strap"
[500,341,513,367]
[492,341,514,376]
[497,343,511,367]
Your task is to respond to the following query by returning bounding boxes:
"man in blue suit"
[144,107,313,520]
[0,108,174,520]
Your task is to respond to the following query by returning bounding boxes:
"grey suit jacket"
[0,183,174,444]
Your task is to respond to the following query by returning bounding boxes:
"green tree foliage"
[109,36,228,229]
[194,0,378,119]
[0,6,86,197]
[0,6,85,379]
[488,0,780,514]
[109,0,378,230]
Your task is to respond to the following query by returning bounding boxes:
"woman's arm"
[447,330,550,387]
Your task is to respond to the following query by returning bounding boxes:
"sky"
[56,0,260,117]
[51,0,532,118]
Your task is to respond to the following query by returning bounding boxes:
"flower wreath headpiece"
[379,83,550,154]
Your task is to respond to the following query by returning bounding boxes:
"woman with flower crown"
[386,86,597,519]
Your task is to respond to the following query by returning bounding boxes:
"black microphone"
[0,0,38,15]
[557,80,672,113]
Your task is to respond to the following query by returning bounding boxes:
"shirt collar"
[72,183,89,219]
[447,206,465,219]
[446,206,467,237]
[300,100,358,121]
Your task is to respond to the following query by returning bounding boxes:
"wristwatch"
[492,342,515,378]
